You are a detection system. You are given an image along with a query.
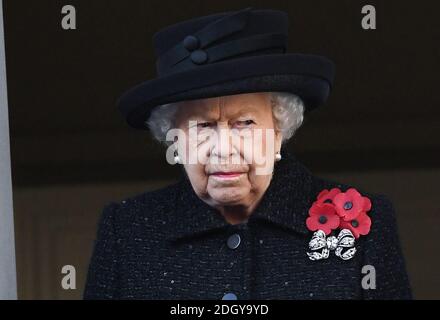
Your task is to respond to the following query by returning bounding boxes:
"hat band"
[157,32,287,76]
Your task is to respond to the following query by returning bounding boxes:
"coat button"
[183,35,200,51]
[227,233,241,249]
[190,50,208,64]
[222,292,238,300]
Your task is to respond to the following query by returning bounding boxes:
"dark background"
[3,0,439,299]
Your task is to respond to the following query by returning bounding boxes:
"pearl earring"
[275,151,282,161]
[173,149,181,164]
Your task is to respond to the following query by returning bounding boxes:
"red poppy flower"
[333,188,371,221]
[315,187,342,205]
[306,203,340,235]
[339,211,372,238]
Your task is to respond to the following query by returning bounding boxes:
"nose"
[210,125,238,161]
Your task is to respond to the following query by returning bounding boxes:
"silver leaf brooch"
[306,188,372,261]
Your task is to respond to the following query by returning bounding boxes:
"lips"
[211,172,244,178]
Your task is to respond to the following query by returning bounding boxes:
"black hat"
[117,7,335,129]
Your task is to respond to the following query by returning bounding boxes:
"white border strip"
[0,0,17,300]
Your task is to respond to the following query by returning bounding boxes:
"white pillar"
[0,0,18,300]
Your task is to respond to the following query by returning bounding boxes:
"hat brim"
[117,53,335,129]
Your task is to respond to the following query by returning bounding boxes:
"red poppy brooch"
[306,188,372,261]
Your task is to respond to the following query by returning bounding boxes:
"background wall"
[3,0,440,299]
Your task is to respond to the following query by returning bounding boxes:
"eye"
[235,119,255,127]
[197,122,213,128]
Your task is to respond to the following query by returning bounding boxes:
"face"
[173,92,283,215]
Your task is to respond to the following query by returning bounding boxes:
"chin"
[209,187,248,205]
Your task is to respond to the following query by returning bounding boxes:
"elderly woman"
[84,8,411,299]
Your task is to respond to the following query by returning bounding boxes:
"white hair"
[145,92,304,144]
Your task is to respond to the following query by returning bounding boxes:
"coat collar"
[167,149,315,241]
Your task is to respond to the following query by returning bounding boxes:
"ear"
[172,135,179,151]
[274,129,283,153]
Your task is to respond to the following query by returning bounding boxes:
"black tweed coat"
[84,151,412,300]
